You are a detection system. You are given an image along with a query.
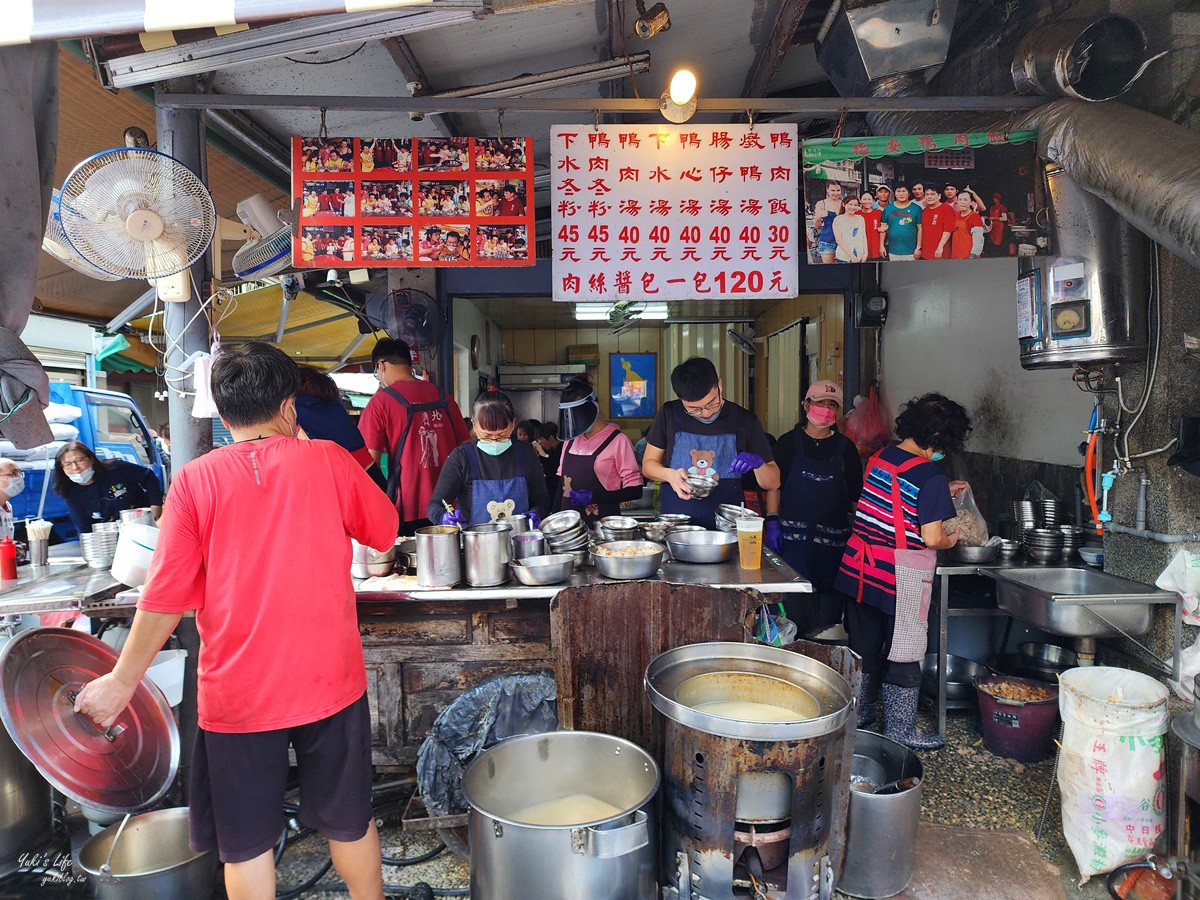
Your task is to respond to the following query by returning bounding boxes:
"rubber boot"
[856,674,878,729]
[882,683,944,751]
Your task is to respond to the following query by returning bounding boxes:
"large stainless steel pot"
[415,526,462,589]
[0,703,51,871]
[462,731,659,900]
[462,522,512,587]
[79,807,217,900]
[350,538,396,580]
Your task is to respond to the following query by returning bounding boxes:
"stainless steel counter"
[0,561,125,616]
[359,548,812,602]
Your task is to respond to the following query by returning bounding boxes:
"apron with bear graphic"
[464,442,530,526]
[660,403,741,528]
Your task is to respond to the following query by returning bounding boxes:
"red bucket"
[974,674,1059,762]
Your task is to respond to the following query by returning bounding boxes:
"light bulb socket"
[659,91,697,124]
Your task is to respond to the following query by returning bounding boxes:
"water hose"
[1085,405,1101,535]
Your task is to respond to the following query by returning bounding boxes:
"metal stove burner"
[734,818,792,877]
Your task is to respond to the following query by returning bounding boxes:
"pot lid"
[0,628,179,814]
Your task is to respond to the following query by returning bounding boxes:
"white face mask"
[4,475,23,497]
[68,468,94,485]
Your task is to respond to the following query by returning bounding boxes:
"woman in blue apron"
[553,378,644,521]
[426,391,550,527]
[766,380,862,635]
[642,358,778,530]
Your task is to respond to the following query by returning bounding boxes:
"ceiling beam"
[158,92,1046,114]
[381,35,459,139]
[743,0,813,99]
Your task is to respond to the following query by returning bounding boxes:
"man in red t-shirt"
[858,191,885,260]
[75,342,398,899]
[917,184,952,260]
[359,338,470,534]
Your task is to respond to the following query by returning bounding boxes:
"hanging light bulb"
[669,69,697,105]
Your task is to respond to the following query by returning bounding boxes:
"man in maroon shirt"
[496,185,525,216]
[359,338,470,534]
[917,184,952,260]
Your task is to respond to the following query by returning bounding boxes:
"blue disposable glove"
[440,509,466,527]
[568,489,593,508]
[527,511,541,531]
[765,516,783,553]
[730,452,765,474]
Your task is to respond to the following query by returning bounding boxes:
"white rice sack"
[50,423,79,442]
[43,401,83,425]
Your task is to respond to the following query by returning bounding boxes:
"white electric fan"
[42,188,122,282]
[55,148,216,280]
[231,193,294,280]
[728,326,757,356]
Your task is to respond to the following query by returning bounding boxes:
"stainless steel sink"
[993,567,1171,637]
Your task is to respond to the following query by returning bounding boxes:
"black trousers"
[844,597,920,688]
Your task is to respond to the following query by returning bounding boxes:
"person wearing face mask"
[0,458,24,541]
[553,376,643,520]
[765,381,862,635]
[427,390,550,527]
[52,442,163,536]
[833,393,971,749]
[642,357,779,529]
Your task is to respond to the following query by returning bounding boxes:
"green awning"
[102,353,155,374]
[97,334,130,362]
[803,130,1038,164]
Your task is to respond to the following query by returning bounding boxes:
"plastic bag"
[415,672,558,816]
[1170,634,1200,701]
[1155,548,1200,627]
[753,604,798,647]
[950,485,989,546]
[841,385,891,457]
[1022,480,1058,503]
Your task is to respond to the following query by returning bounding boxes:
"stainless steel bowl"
[951,544,999,564]
[539,509,584,536]
[657,514,691,527]
[592,541,664,580]
[597,515,640,542]
[1018,641,1078,671]
[510,553,575,586]
[684,473,718,499]
[665,529,738,564]
[921,654,991,703]
[997,539,1022,557]
[639,520,677,543]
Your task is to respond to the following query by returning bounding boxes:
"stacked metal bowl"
[1011,501,1037,539]
[1058,524,1085,560]
[1039,500,1061,528]
[997,538,1022,559]
[1023,527,1064,563]
[81,522,121,568]
[715,504,758,534]
[596,515,639,542]
[539,510,590,554]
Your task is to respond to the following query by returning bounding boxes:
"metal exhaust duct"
[1011,15,1148,102]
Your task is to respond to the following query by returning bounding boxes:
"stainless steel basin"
[993,567,1170,637]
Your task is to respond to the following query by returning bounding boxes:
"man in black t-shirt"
[642,358,779,528]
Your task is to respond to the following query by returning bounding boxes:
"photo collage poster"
[291,136,536,268]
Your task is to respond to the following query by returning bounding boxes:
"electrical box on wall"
[854,291,888,327]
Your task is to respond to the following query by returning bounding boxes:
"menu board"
[291,136,535,268]
[550,124,799,302]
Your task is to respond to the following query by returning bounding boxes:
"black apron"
[778,426,854,591]
[554,429,621,521]
[659,403,741,529]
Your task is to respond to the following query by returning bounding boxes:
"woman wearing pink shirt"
[554,377,644,520]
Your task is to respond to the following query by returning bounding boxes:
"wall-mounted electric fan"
[55,148,216,280]
[609,300,645,336]
[231,193,294,280]
[42,188,122,282]
[728,327,757,356]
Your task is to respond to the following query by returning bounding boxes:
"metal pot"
[415,526,462,589]
[463,731,659,900]
[79,807,217,900]
[0,708,51,870]
[462,522,512,587]
[350,538,396,579]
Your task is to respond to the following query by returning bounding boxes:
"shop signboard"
[551,124,799,302]
[801,131,1044,264]
[291,136,535,268]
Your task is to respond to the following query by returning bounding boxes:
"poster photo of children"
[418,180,471,217]
[473,137,528,172]
[360,181,412,217]
[300,181,356,219]
[417,137,469,172]
[419,225,471,262]
[475,225,529,261]
[362,226,413,261]
[475,180,527,217]
[801,131,1044,265]
[362,138,412,173]
[300,226,355,265]
[298,137,356,174]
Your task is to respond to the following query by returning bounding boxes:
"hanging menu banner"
[550,124,799,302]
[291,136,535,268]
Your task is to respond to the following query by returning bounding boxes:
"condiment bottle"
[0,537,17,580]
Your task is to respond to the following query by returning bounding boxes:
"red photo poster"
[291,136,535,268]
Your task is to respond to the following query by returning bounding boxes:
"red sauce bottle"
[0,537,16,580]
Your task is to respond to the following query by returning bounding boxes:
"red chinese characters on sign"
[550,125,799,301]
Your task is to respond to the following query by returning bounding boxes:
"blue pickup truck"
[10,383,166,539]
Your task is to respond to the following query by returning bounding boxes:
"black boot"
[856,674,878,729]
[882,683,943,750]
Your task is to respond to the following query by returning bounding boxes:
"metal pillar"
[436,270,453,389]
[155,77,211,794]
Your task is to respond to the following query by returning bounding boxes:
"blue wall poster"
[609,352,657,419]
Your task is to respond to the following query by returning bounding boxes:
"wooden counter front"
[358,597,552,769]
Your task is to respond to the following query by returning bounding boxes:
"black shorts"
[188,693,373,864]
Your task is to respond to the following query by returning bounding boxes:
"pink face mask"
[807,405,837,427]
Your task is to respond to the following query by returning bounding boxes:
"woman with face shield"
[52,441,163,535]
[553,377,643,520]
[426,391,550,527]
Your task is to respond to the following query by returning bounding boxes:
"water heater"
[1018,165,1151,370]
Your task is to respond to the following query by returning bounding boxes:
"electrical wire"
[1118,244,1163,465]
[286,42,368,65]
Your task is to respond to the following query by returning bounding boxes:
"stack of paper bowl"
[80,525,120,569]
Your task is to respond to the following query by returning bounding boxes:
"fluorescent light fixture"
[105,7,483,88]
[574,303,669,321]
[432,54,651,99]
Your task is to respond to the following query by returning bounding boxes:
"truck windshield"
[87,396,153,466]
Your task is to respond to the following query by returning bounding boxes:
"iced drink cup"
[736,516,764,570]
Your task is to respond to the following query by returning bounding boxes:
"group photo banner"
[801,131,1045,265]
[551,124,799,302]
[292,136,536,268]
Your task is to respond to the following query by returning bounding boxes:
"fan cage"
[232,226,293,279]
[43,189,123,282]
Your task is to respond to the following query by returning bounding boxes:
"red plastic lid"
[0,629,179,814]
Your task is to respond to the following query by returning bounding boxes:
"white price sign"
[551,124,799,302]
